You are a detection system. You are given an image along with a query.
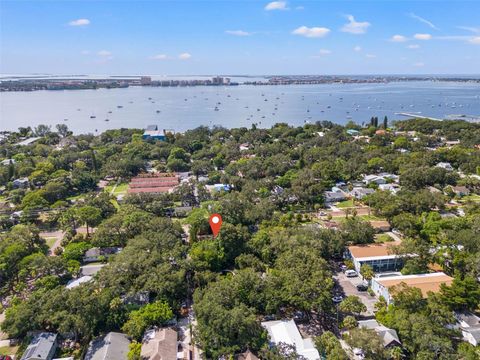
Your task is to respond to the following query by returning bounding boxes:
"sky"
[1,0,479,75]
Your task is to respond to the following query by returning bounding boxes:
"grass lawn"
[110,199,120,210]
[358,214,385,221]
[66,193,86,201]
[45,237,57,248]
[458,194,480,203]
[0,346,18,356]
[375,234,395,243]
[105,183,129,196]
[336,199,354,208]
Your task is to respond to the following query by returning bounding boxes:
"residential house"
[371,272,453,304]
[378,183,400,194]
[358,320,401,348]
[451,186,470,197]
[128,173,179,194]
[235,350,259,360]
[369,220,391,232]
[0,159,16,166]
[239,143,250,151]
[13,177,29,189]
[346,243,403,274]
[363,175,387,185]
[324,191,346,203]
[346,129,360,136]
[350,187,375,200]
[15,137,41,146]
[261,319,320,360]
[121,291,150,306]
[436,162,454,171]
[378,173,400,183]
[21,332,57,360]
[143,125,166,141]
[83,247,122,263]
[454,312,480,346]
[84,332,130,360]
[66,275,93,289]
[205,183,231,193]
[140,328,179,360]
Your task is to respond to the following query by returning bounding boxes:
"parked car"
[332,295,343,303]
[293,311,307,322]
[340,264,348,272]
[345,270,358,277]
[356,283,368,291]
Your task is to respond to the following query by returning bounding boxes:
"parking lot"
[333,270,377,316]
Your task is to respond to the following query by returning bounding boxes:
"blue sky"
[1,0,479,75]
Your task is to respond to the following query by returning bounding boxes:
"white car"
[345,270,358,277]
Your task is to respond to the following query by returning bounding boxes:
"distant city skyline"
[1,0,479,75]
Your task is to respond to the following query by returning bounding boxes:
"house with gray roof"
[358,319,401,348]
[21,332,57,360]
[84,332,130,360]
[455,311,480,346]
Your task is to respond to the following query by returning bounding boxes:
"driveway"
[334,271,377,317]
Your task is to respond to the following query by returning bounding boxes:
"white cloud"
[390,34,407,42]
[151,54,168,60]
[458,26,480,34]
[409,13,439,30]
[414,33,432,40]
[292,26,330,38]
[80,50,90,55]
[365,54,376,58]
[318,49,331,55]
[353,45,362,52]
[407,44,420,49]
[265,1,288,10]
[69,18,90,26]
[413,62,425,67]
[469,36,480,44]
[341,15,371,34]
[225,30,252,36]
[97,50,112,57]
[178,53,192,60]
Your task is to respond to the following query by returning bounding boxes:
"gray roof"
[145,125,158,131]
[468,327,480,342]
[84,332,130,360]
[456,311,480,327]
[21,332,57,360]
[358,320,401,347]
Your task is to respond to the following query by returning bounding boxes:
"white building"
[436,162,454,171]
[371,272,453,304]
[261,319,320,360]
[347,243,403,274]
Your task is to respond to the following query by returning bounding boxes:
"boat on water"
[156,110,161,113]
[63,118,68,121]
[117,105,123,108]
[105,119,110,122]
[108,111,112,113]
[90,115,96,119]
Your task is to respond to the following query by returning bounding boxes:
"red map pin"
[209,213,223,237]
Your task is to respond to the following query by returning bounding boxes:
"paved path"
[334,271,377,316]
[40,230,64,256]
[386,231,402,242]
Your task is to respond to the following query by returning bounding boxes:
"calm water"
[1,81,479,133]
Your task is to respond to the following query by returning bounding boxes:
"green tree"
[360,264,374,281]
[338,296,366,317]
[122,301,174,340]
